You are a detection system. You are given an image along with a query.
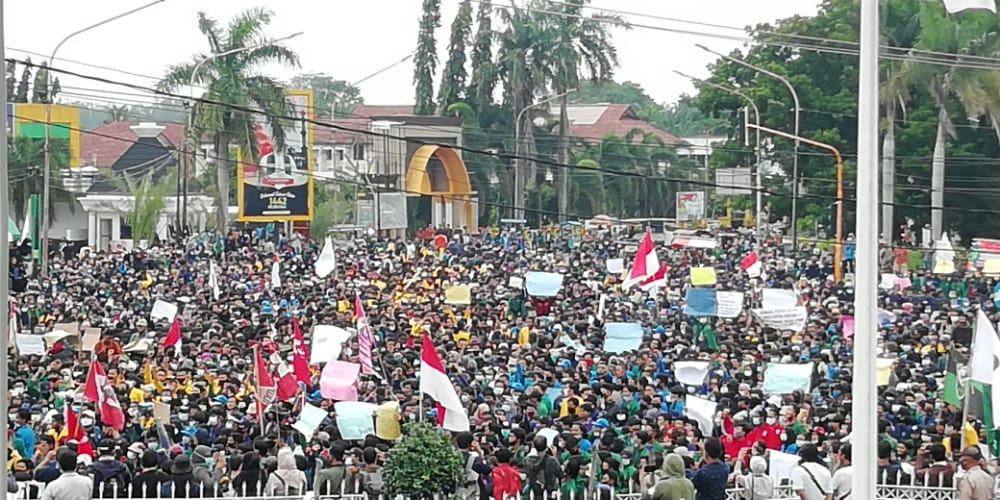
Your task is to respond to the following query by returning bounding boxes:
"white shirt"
[40,472,93,500]
[791,462,832,500]
[831,465,852,499]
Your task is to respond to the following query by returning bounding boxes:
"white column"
[87,212,97,248]
[111,215,121,241]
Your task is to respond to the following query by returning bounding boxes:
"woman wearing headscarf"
[264,447,307,496]
[730,449,774,500]
[644,453,694,500]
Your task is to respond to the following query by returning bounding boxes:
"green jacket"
[650,454,694,500]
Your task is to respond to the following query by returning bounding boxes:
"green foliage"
[310,183,355,236]
[467,0,496,113]
[383,423,464,496]
[108,171,174,242]
[289,73,363,117]
[413,0,442,116]
[158,8,300,231]
[437,0,473,113]
[8,137,71,224]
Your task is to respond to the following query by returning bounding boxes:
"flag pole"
[959,314,974,451]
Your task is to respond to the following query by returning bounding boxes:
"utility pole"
[557,94,570,223]
[0,2,12,495]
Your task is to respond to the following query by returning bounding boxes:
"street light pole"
[41,0,166,276]
[513,88,576,221]
[181,32,303,232]
[673,71,763,239]
[854,0,880,498]
[0,4,11,495]
[746,124,844,283]
[696,44,801,250]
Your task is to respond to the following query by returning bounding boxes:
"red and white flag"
[163,318,182,356]
[291,318,312,385]
[83,361,125,431]
[275,361,299,402]
[639,264,669,291]
[419,334,470,432]
[741,251,762,278]
[355,294,376,375]
[623,229,660,289]
[254,347,277,406]
[64,405,94,457]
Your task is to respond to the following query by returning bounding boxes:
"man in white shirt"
[831,444,852,500]
[40,449,92,500]
[790,444,832,500]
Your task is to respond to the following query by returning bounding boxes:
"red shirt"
[722,435,752,459]
[748,424,784,450]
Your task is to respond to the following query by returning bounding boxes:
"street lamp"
[673,71,763,239]
[513,88,576,220]
[41,0,166,276]
[180,31,303,231]
[696,44,802,250]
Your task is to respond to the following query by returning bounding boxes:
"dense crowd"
[4,224,1000,500]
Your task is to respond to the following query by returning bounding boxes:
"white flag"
[674,361,710,386]
[271,258,282,289]
[315,237,336,278]
[942,0,996,14]
[209,261,221,300]
[684,395,717,436]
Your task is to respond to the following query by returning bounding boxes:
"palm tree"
[903,1,1000,240]
[158,8,299,231]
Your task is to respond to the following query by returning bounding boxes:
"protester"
[4,224,999,500]
[39,450,91,500]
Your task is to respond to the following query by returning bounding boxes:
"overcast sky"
[6,0,819,108]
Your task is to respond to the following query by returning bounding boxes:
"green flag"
[943,351,966,408]
[694,320,719,351]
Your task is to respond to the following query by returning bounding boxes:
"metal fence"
[7,478,997,500]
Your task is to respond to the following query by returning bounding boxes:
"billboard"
[676,191,706,222]
[13,104,81,167]
[237,90,315,222]
[715,167,753,196]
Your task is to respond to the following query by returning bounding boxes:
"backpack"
[92,462,128,498]
[361,469,385,496]
[526,455,556,494]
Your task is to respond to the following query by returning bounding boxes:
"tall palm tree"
[903,1,1000,240]
[158,8,299,231]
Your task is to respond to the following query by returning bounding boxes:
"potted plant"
[383,422,464,498]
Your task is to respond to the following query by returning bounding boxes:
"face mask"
[81,417,94,427]
[766,417,777,425]
[179,414,189,422]
[743,370,752,377]
[780,433,788,441]
[127,451,138,460]
[204,458,215,468]
[31,415,41,423]
[7,414,15,423]
[208,416,218,426]
[148,443,160,451]
[460,395,470,404]
[752,418,761,425]
[493,386,504,396]
[795,440,806,447]
[225,422,235,430]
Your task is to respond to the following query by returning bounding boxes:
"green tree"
[15,58,31,104]
[107,170,173,242]
[158,8,300,231]
[413,0,442,116]
[30,61,60,104]
[8,136,71,224]
[105,104,131,123]
[571,80,656,109]
[466,0,496,115]
[310,183,355,236]
[289,73,363,117]
[438,0,473,113]
[383,423,464,497]
[645,95,728,136]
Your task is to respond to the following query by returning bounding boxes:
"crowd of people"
[3,223,1000,500]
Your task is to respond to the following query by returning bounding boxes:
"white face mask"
[208,416,218,426]
[81,417,94,427]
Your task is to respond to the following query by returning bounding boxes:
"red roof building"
[80,121,184,167]
[561,104,683,145]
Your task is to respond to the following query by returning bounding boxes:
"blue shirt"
[692,461,729,500]
[15,425,36,459]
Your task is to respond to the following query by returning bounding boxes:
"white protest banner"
[311,325,353,364]
[752,306,807,331]
[762,362,814,394]
[761,288,798,309]
[606,258,624,274]
[292,403,330,441]
[715,291,744,318]
[334,401,377,440]
[879,273,896,290]
[150,300,178,323]
[16,334,46,356]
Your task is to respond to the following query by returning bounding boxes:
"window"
[352,143,365,161]
[322,149,333,162]
[335,148,346,161]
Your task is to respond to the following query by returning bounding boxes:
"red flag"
[83,361,125,431]
[623,229,659,288]
[254,347,277,406]
[291,318,312,385]
[163,318,182,355]
[276,362,299,402]
[741,251,762,277]
[638,264,669,291]
[64,405,94,457]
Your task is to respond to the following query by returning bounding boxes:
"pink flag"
[355,294,376,375]
[320,361,360,401]
[841,316,855,338]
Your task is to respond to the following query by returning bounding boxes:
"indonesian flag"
[254,124,275,158]
[291,318,312,385]
[741,251,762,278]
[163,318,182,356]
[254,347,277,406]
[64,405,94,457]
[83,361,125,431]
[355,294,376,375]
[639,264,669,291]
[419,334,470,432]
[623,229,659,289]
[276,362,299,402]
